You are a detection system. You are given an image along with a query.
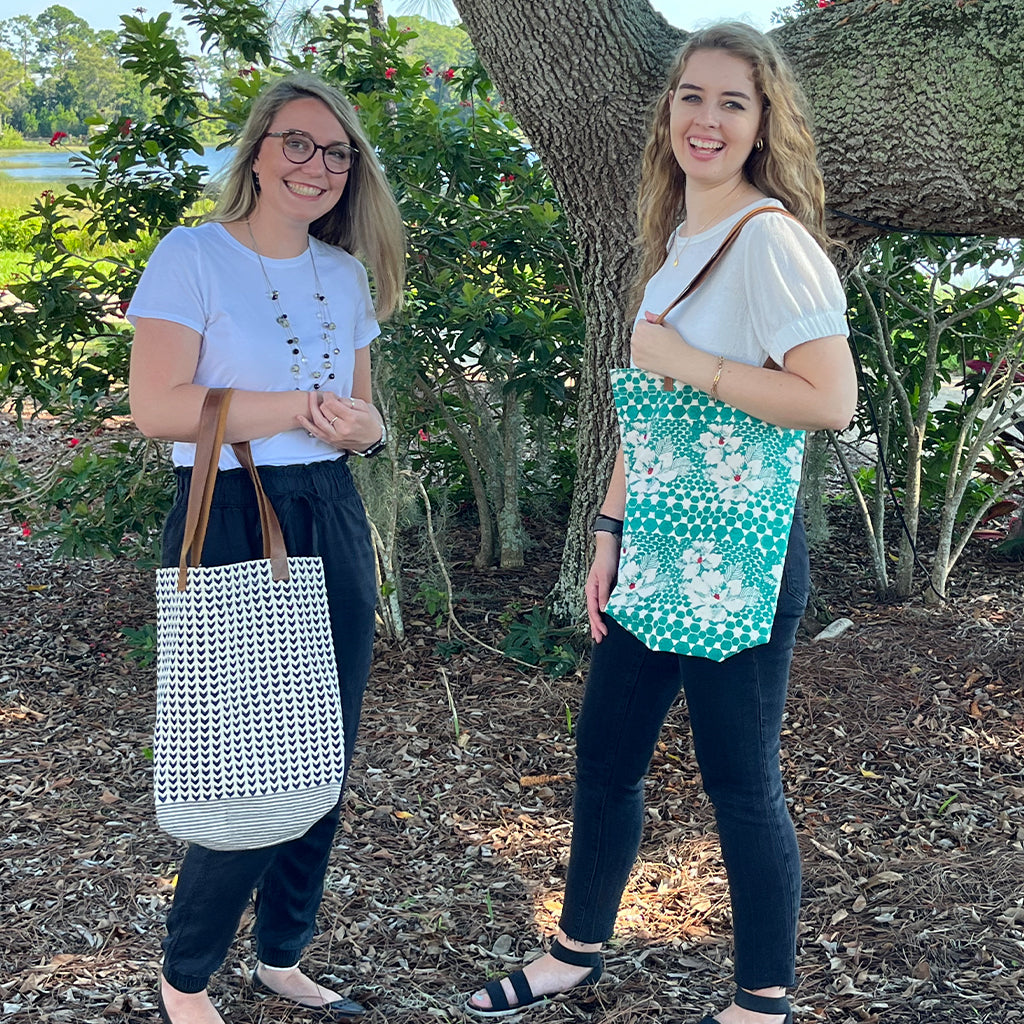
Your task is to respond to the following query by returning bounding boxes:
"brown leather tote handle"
[176,387,290,590]
[653,205,798,390]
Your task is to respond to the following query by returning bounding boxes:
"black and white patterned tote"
[152,389,346,851]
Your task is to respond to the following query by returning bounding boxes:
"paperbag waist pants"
[158,457,376,993]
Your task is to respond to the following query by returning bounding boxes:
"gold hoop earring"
[755,138,764,152]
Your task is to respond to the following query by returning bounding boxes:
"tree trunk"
[497,396,527,568]
[453,0,1024,615]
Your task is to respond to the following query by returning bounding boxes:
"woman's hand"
[298,392,384,453]
[630,312,694,380]
[585,532,621,643]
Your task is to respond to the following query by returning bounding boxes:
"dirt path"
[2,453,1023,1022]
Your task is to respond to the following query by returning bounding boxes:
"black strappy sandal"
[464,938,604,1018]
[699,988,793,1023]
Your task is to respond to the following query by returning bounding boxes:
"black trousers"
[158,457,376,992]
[560,511,809,989]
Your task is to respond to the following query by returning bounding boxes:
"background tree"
[0,14,36,78]
[0,48,24,130]
[0,7,162,137]
[450,0,1024,614]
[34,5,94,76]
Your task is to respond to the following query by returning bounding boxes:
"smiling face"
[668,48,763,193]
[251,96,351,231]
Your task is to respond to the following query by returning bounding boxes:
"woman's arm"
[129,317,315,443]
[587,447,627,642]
[301,346,386,453]
[630,317,857,432]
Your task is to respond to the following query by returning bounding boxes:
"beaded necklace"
[247,219,339,390]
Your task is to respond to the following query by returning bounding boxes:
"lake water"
[0,146,233,182]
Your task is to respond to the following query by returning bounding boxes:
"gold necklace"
[671,183,750,267]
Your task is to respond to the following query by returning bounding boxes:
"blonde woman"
[466,24,856,1024]
[129,73,404,1024]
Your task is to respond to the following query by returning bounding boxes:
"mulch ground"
[2,414,1023,1024]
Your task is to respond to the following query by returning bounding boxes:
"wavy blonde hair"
[206,73,405,319]
[633,22,829,309]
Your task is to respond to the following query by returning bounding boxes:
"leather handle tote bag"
[153,387,346,850]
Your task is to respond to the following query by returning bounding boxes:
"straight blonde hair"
[633,23,829,310]
[207,73,405,319]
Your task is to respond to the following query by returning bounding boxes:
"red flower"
[470,240,490,250]
[20,522,31,537]
[443,68,455,81]
[817,1,834,6]
[49,131,68,147]
[68,437,81,447]
[120,118,132,136]
[118,300,130,316]
[385,67,397,80]
[500,174,516,183]
[302,44,317,53]
[418,428,430,442]
[423,65,433,76]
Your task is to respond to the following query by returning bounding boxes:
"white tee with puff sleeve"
[635,197,848,369]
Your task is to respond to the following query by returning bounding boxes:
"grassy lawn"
[0,172,64,211]
[0,249,31,289]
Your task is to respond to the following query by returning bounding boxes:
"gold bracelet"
[710,355,725,401]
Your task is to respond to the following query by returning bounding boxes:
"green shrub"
[0,208,42,249]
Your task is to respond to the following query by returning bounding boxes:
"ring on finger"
[329,416,339,427]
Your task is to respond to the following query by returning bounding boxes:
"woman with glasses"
[128,73,404,1024]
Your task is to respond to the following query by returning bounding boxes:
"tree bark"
[453,0,1024,615]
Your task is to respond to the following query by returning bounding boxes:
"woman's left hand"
[298,392,384,453]
[630,312,693,381]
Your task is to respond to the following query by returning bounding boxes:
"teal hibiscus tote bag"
[604,373,804,660]
[603,207,805,661]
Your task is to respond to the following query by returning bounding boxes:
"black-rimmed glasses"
[263,130,358,174]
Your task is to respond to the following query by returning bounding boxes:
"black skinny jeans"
[559,511,809,990]
[158,457,376,993]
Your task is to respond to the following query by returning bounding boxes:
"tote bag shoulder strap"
[653,205,799,325]
[176,387,289,590]
[653,205,799,390]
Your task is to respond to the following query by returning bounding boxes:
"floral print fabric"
[604,369,804,661]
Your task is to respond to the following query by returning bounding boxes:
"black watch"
[592,513,624,538]
[353,422,387,458]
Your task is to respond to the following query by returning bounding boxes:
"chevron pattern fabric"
[153,555,345,851]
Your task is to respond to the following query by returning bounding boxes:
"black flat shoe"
[157,983,224,1024]
[251,968,367,1020]
[464,938,604,1018]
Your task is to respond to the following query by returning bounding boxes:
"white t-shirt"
[635,197,848,368]
[127,221,380,469]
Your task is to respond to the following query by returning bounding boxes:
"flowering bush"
[0,0,582,568]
